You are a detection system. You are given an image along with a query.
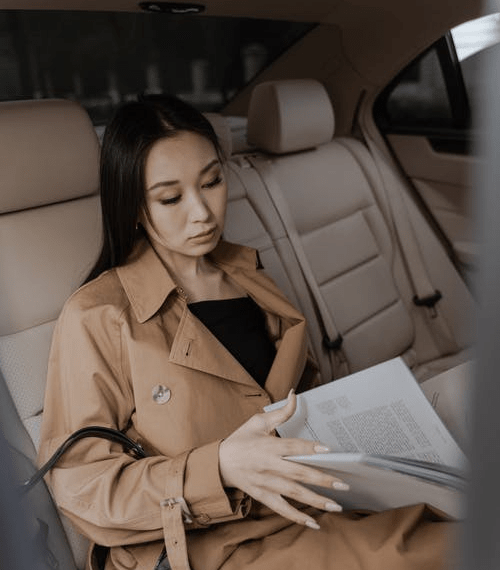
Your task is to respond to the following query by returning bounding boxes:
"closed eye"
[203,175,223,189]
[160,195,181,205]
[158,173,222,204]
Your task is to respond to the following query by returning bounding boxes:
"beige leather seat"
[243,79,475,380]
[0,99,102,569]
[224,157,331,380]
[203,112,331,379]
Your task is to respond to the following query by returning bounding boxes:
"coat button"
[152,385,171,404]
[197,513,210,524]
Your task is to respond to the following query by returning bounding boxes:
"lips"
[190,226,217,241]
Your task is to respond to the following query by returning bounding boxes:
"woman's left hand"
[218,390,349,529]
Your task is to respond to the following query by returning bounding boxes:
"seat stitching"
[314,251,382,287]
[340,298,403,336]
[297,202,376,240]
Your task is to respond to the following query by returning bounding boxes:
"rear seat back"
[223,158,332,381]
[0,99,102,569]
[244,79,474,379]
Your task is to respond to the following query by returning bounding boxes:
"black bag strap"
[23,426,171,570]
[21,426,146,495]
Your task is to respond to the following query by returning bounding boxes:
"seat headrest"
[247,79,335,155]
[0,99,100,214]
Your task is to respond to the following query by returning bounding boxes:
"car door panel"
[387,133,477,270]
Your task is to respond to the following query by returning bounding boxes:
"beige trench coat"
[39,239,453,570]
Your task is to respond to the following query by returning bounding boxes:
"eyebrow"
[147,158,220,193]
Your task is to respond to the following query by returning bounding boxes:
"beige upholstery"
[0,99,102,569]
[212,117,329,373]
[0,99,100,213]
[247,79,335,155]
[223,158,332,381]
[245,79,474,379]
[0,197,101,337]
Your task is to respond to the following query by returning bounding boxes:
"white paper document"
[420,360,473,451]
[286,452,465,518]
[265,358,469,518]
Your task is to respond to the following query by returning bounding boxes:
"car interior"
[0,0,490,567]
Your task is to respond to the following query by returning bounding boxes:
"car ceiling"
[0,0,484,27]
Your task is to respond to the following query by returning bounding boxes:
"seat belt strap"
[361,135,459,356]
[247,155,349,379]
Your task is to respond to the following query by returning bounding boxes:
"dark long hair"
[84,94,224,284]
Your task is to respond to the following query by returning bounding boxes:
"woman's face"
[141,131,227,262]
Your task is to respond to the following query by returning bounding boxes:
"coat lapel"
[168,306,260,388]
[167,295,309,402]
[210,262,310,402]
[119,239,311,400]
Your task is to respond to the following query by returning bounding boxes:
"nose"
[187,188,211,223]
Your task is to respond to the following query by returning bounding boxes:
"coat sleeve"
[38,295,250,548]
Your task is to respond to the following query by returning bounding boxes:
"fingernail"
[332,481,350,491]
[305,520,320,530]
[325,501,342,512]
[288,388,295,398]
[313,444,330,453]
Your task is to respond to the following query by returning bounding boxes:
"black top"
[188,296,276,387]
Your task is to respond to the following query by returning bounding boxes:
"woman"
[39,95,452,570]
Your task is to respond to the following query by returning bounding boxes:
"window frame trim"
[437,32,471,129]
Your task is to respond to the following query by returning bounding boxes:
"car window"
[381,46,454,130]
[0,10,312,124]
[374,13,500,142]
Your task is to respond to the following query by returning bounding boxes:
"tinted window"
[376,13,500,135]
[384,47,453,129]
[0,11,312,124]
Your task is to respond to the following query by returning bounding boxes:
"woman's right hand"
[218,390,350,529]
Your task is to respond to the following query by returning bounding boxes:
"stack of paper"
[265,358,470,518]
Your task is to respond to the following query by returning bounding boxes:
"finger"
[277,458,350,491]
[271,436,331,457]
[277,478,343,513]
[261,389,297,433]
[255,489,322,529]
